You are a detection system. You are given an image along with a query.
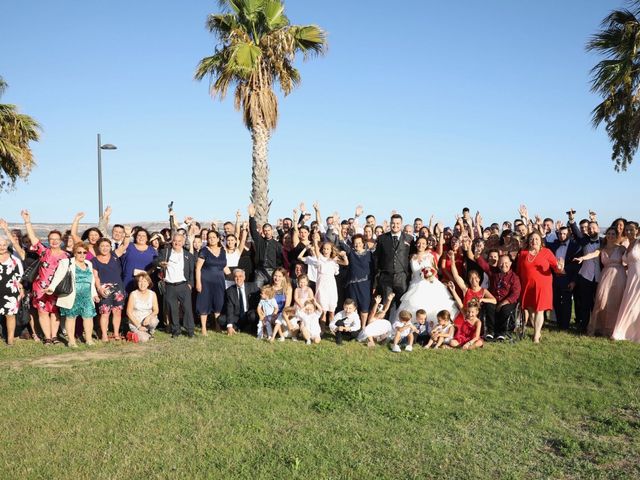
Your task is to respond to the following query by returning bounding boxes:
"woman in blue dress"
[342,234,375,327]
[195,230,229,335]
[121,229,158,293]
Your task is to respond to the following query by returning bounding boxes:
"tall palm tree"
[587,1,640,171]
[0,76,41,191]
[195,0,327,222]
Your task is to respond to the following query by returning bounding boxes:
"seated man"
[219,269,259,335]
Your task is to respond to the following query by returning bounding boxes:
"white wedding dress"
[393,253,459,323]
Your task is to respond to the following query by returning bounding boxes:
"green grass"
[1,330,639,479]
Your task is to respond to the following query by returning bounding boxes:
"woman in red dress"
[517,231,564,343]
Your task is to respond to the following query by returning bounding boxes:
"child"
[391,310,418,352]
[270,306,299,342]
[257,285,279,339]
[329,298,361,345]
[293,274,314,311]
[357,293,395,347]
[425,310,454,349]
[298,299,323,345]
[413,309,431,347]
[450,299,484,350]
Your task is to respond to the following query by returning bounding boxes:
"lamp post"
[97,133,117,219]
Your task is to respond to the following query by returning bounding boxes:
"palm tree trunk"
[250,122,270,224]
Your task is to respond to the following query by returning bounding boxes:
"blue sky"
[1,0,638,227]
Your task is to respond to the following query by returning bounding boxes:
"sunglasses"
[75,251,87,255]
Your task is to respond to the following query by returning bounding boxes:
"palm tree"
[587,1,640,171]
[0,76,41,191]
[195,0,327,223]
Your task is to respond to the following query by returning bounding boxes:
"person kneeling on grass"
[425,310,454,349]
[357,294,395,347]
[329,298,361,345]
[126,272,159,342]
[298,299,322,345]
[257,285,279,340]
[391,310,418,353]
[450,299,484,350]
[270,306,299,342]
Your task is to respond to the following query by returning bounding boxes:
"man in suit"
[374,213,412,311]
[548,226,581,330]
[154,233,196,338]
[219,268,259,335]
[248,203,284,288]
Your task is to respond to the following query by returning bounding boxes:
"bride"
[394,237,459,323]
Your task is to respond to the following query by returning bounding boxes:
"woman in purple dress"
[196,231,229,335]
[121,229,157,293]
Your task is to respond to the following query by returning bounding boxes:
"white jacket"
[48,258,98,310]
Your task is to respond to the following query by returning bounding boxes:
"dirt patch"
[6,343,161,369]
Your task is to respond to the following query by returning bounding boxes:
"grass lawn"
[1,329,639,479]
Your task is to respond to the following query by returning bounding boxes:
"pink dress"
[587,247,627,336]
[612,241,640,342]
[30,242,70,313]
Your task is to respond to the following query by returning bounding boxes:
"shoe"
[391,344,401,353]
[292,337,298,342]
[497,335,505,342]
[278,337,285,342]
[306,339,311,345]
[485,334,494,341]
[187,333,194,338]
[171,333,180,339]
[405,344,413,352]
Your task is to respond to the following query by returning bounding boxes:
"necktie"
[392,236,399,249]
[238,287,245,313]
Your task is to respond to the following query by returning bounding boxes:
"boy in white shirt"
[391,310,418,352]
[329,298,361,345]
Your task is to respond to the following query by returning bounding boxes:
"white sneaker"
[278,337,285,342]
[292,337,298,342]
[391,344,401,353]
[405,344,413,352]
[306,339,311,345]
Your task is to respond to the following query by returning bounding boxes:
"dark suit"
[220,282,259,333]
[548,239,581,330]
[153,247,196,336]
[374,231,412,309]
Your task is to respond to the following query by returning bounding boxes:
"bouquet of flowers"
[422,267,437,283]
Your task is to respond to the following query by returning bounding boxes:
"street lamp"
[97,133,117,219]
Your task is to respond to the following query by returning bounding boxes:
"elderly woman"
[47,242,100,347]
[517,231,564,343]
[21,210,71,345]
[92,235,129,341]
[121,228,157,293]
[0,235,24,345]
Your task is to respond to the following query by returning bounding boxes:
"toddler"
[270,306,299,342]
[298,299,322,345]
[257,285,279,339]
[425,310,454,349]
[391,310,418,352]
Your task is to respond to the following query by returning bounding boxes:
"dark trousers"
[378,272,408,315]
[482,303,497,336]
[415,332,430,347]
[165,282,194,336]
[575,276,597,332]
[553,284,573,330]
[495,303,517,337]
[334,319,359,345]
[218,310,257,334]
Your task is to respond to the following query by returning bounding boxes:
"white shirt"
[330,310,361,332]
[166,248,186,283]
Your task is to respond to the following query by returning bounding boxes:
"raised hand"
[534,214,542,226]
[103,205,112,218]
[354,205,363,217]
[248,203,256,217]
[20,210,31,222]
[589,210,597,222]
[242,221,249,231]
[519,204,529,218]
[299,202,306,213]
[475,211,483,226]
[0,218,8,231]
[124,225,133,236]
[75,212,85,221]
[312,201,320,211]
[277,218,283,228]
[374,295,382,304]
[236,210,242,220]
[555,220,563,231]
[446,281,455,291]
[292,208,298,220]
[183,216,194,225]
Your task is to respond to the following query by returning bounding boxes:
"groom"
[375,213,413,312]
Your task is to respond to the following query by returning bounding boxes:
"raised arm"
[291,208,300,247]
[235,210,242,238]
[446,281,463,309]
[70,211,85,244]
[238,222,248,253]
[0,218,25,260]
[448,251,468,294]
[248,203,263,247]
[313,202,322,228]
[21,210,39,246]
[98,205,111,236]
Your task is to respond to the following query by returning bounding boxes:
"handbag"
[21,258,41,285]
[54,261,74,297]
[16,294,31,330]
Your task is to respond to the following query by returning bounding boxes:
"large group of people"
[0,202,638,350]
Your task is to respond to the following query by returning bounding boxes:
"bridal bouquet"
[422,267,437,283]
